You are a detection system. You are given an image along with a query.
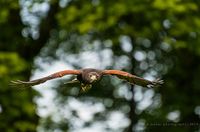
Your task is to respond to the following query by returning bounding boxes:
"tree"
[0,0,59,131]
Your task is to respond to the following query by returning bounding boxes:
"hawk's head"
[88,72,101,83]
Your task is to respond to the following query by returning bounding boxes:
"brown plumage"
[10,68,163,92]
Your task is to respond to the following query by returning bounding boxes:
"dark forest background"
[0,0,200,131]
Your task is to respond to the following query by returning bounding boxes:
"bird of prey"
[10,68,163,92]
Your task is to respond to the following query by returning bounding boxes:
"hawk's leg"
[79,83,92,93]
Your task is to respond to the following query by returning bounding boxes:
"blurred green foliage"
[57,0,200,55]
[0,52,38,131]
[0,0,40,131]
[0,52,27,76]
[1,0,200,131]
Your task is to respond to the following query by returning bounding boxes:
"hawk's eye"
[89,74,95,78]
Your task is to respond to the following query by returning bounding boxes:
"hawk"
[10,68,163,92]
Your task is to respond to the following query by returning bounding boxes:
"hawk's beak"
[90,75,97,81]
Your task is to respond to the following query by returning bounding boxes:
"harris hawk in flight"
[10,68,163,92]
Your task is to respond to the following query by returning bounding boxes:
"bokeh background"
[1,0,200,131]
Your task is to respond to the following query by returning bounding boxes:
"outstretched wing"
[102,70,163,88]
[10,70,81,87]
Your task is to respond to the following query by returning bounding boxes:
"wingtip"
[147,78,164,88]
[9,80,32,88]
[9,80,20,86]
[154,78,164,84]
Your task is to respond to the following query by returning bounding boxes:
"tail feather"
[64,78,80,84]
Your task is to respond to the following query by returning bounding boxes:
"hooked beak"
[90,75,97,81]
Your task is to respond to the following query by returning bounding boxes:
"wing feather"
[102,70,163,88]
[10,70,81,87]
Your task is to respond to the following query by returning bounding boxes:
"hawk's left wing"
[102,70,163,88]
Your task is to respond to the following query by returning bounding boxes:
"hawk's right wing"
[10,70,81,87]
